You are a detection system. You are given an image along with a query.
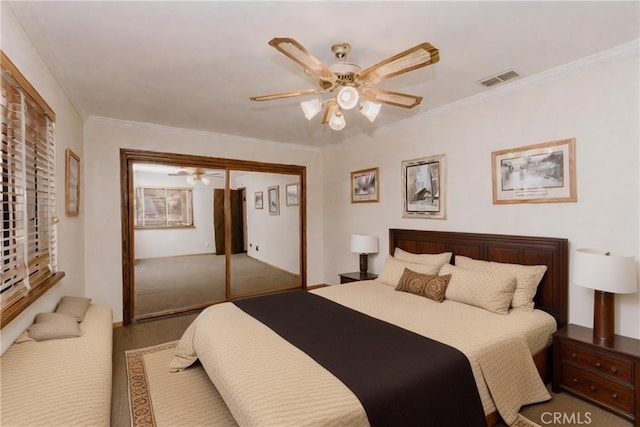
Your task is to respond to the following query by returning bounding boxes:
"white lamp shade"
[573,248,638,294]
[336,86,359,110]
[186,175,196,185]
[301,98,323,120]
[201,176,210,185]
[359,101,381,122]
[328,108,346,131]
[350,234,378,254]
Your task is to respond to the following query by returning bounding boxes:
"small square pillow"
[378,256,441,287]
[440,263,517,315]
[454,256,547,311]
[28,312,81,341]
[393,247,452,267]
[55,296,92,322]
[395,268,451,302]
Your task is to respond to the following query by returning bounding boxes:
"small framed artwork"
[254,191,263,209]
[402,154,446,219]
[491,138,576,204]
[285,183,299,206]
[351,167,379,203]
[65,149,80,216]
[267,185,279,215]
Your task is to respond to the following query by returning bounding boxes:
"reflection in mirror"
[132,163,226,318]
[229,171,301,297]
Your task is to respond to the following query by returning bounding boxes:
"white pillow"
[440,264,517,315]
[377,256,440,287]
[28,312,81,341]
[393,248,452,267]
[454,256,547,311]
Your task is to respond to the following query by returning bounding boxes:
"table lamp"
[350,234,378,273]
[573,248,638,343]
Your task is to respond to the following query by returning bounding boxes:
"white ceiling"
[6,1,639,147]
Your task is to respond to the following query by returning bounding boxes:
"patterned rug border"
[126,341,179,427]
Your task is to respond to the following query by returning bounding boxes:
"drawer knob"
[572,378,579,384]
[611,366,618,374]
[571,352,577,358]
[590,385,597,392]
[595,362,602,368]
[612,393,618,400]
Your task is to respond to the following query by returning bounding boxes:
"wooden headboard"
[389,229,568,328]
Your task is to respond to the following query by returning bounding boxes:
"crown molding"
[86,116,323,152]
[374,39,640,135]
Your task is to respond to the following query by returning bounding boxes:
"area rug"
[126,341,541,427]
[125,341,237,427]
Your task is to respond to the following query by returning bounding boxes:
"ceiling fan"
[250,38,439,130]
[168,168,222,185]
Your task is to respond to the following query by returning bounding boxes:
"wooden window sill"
[1,272,66,329]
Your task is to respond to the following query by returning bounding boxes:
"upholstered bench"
[0,303,113,426]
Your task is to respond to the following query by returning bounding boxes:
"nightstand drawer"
[560,342,633,384]
[561,364,634,414]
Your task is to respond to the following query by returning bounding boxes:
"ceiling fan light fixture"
[359,101,381,122]
[201,176,210,185]
[186,175,196,185]
[328,108,346,131]
[336,86,359,110]
[300,98,323,120]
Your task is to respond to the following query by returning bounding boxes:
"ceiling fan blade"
[250,88,321,102]
[359,87,423,109]
[268,38,337,84]
[356,42,439,85]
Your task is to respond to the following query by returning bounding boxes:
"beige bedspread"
[171,281,556,426]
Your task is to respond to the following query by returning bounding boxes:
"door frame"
[120,149,307,325]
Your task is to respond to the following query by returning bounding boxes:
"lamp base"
[593,290,615,343]
[359,253,369,274]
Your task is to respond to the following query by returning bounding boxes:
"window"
[134,187,194,229]
[1,51,62,327]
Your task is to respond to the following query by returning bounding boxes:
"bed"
[171,229,568,426]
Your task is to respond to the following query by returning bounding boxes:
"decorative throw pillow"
[377,256,441,287]
[454,256,547,311]
[440,264,517,315]
[28,312,81,341]
[395,268,451,302]
[55,295,92,322]
[393,248,452,267]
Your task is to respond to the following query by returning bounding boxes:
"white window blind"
[134,187,193,229]
[1,65,57,312]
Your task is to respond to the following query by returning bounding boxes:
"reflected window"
[134,187,194,229]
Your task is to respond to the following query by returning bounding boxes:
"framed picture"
[402,154,446,219]
[285,183,299,206]
[351,167,379,203]
[267,185,279,215]
[254,191,263,209]
[65,149,80,216]
[491,138,576,204]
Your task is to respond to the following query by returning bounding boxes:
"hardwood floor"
[111,311,200,427]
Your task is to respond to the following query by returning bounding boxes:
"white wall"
[323,50,640,338]
[83,119,323,323]
[134,171,218,258]
[1,6,85,354]
[234,172,300,274]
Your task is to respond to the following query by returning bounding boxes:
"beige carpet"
[134,253,300,317]
[125,342,558,427]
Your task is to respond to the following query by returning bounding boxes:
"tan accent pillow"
[395,268,451,302]
[378,256,441,287]
[56,296,92,322]
[393,248,452,267]
[440,264,517,315]
[454,256,547,311]
[28,312,81,341]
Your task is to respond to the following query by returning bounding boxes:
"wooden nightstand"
[553,324,640,426]
[339,272,378,284]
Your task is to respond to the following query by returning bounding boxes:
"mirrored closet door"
[120,149,306,325]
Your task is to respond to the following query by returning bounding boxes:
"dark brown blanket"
[234,290,486,427]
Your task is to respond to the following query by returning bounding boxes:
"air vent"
[478,70,520,87]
